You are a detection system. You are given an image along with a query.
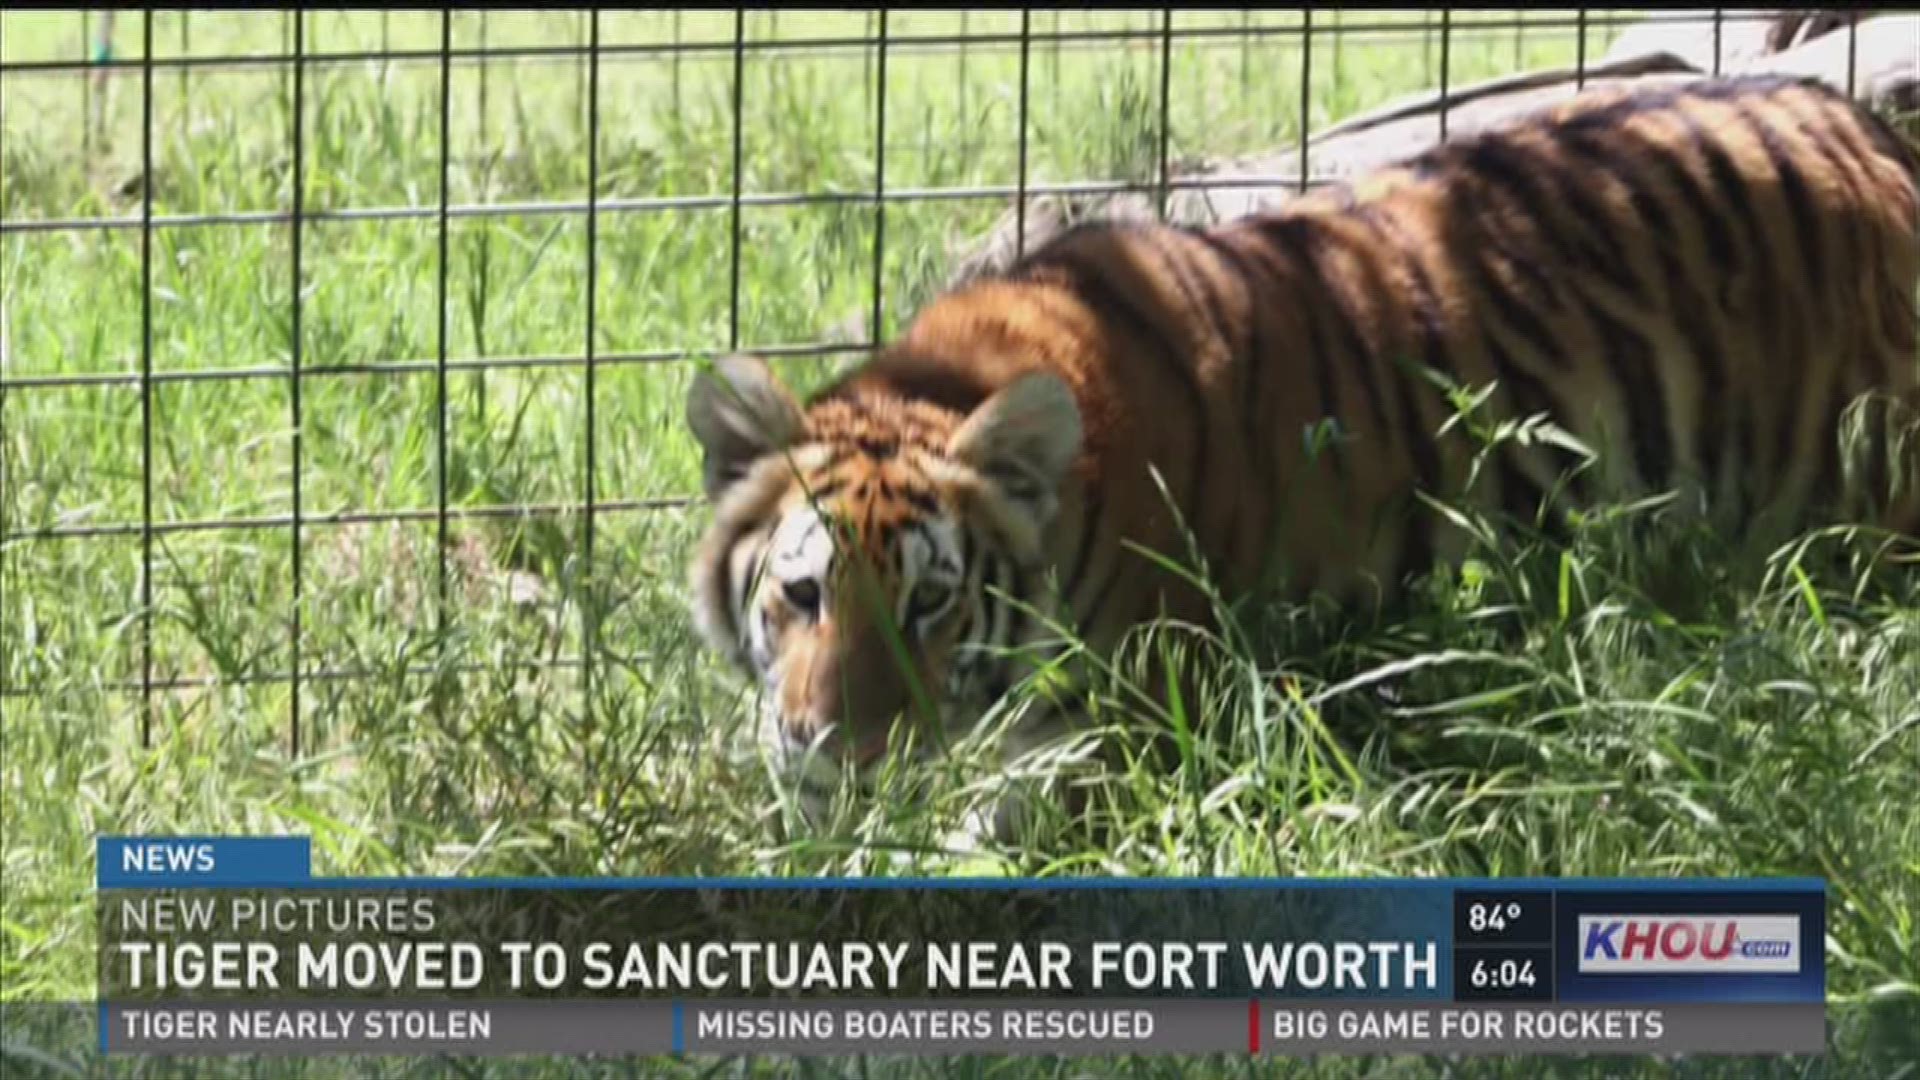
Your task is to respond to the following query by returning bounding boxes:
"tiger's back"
[881,74,1920,641]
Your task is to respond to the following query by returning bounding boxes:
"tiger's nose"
[777,715,837,757]
[779,716,889,767]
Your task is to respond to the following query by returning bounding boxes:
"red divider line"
[1248,998,1260,1053]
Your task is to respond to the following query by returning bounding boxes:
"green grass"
[4,9,1919,1078]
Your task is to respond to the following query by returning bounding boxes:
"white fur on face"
[742,499,990,814]
[894,517,962,632]
[768,507,835,593]
[742,507,834,677]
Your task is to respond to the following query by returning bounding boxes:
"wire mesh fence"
[0,9,1870,752]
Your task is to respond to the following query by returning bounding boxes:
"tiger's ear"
[946,372,1082,521]
[686,354,806,499]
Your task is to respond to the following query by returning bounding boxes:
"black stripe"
[1886,280,1920,362]
[1077,562,1126,642]
[1478,256,1568,365]
[1475,135,1646,304]
[714,536,738,643]
[1622,119,1745,281]
[728,527,775,650]
[1733,101,1826,285]
[1495,450,1556,534]
[1307,222,1396,438]
[1766,334,1819,520]
[1540,170,1644,304]
[800,476,845,504]
[1773,94,1886,518]
[1462,245,1601,508]
[1190,231,1282,576]
[1670,101,1781,492]
[1810,369,1845,523]
[1355,209,1461,403]
[1143,229,1233,537]
[1560,126,1728,492]
[1349,208,1444,584]
[1174,228,1264,569]
[1163,228,1240,357]
[1256,217,1391,439]
[1410,78,1793,182]
[1700,104,1814,487]
[1239,223,1350,482]
[1062,491,1102,603]
[902,486,941,517]
[1452,215,1593,506]
[1453,163,1583,369]
[1777,91,1869,203]
[1002,562,1031,656]
[1482,335,1576,484]
[1192,233,1275,544]
[1672,102,1778,290]
[1555,95,1661,139]
[1583,301,1675,491]
[961,552,1001,690]
[1864,396,1892,522]
[1616,127,1752,502]
[1025,235,1212,516]
[1850,96,1920,180]
[983,555,1011,653]
[1005,218,1135,275]
[1732,407,1757,526]
[1460,138,1584,267]
[954,526,979,638]
[1482,326,1558,429]
[1558,125,1678,239]
[1540,76,1797,137]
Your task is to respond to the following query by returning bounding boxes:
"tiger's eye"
[783,578,821,616]
[909,579,954,621]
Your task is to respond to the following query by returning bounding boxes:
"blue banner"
[90,838,1829,1056]
[97,836,312,888]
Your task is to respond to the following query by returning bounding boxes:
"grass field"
[4,9,1919,1078]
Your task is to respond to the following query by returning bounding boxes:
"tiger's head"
[685,354,1083,788]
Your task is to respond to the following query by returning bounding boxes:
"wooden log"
[942,57,1705,288]
[1745,14,1918,114]
[1599,9,1863,74]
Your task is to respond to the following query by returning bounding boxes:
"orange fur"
[689,75,1920,768]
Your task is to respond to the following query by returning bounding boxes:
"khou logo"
[1577,915,1801,974]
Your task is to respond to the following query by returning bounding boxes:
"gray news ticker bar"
[102,1000,1827,1057]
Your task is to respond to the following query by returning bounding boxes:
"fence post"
[1015,9,1032,258]
[581,9,602,720]
[138,11,156,744]
[435,10,454,659]
[729,10,745,351]
[868,11,889,343]
[1155,9,1172,220]
[1299,8,1312,192]
[288,9,308,757]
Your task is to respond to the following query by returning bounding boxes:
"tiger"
[685,74,1920,828]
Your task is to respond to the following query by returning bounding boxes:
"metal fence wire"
[0,9,1868,752]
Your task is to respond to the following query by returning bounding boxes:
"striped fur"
[687,75,1920,777]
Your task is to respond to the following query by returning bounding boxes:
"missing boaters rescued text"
[697,1005,1156,1043]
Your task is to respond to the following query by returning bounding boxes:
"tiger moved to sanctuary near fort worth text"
[684,74,1920,831]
